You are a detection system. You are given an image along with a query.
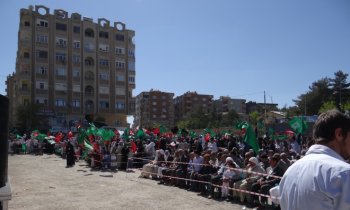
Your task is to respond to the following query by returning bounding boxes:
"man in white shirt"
[279,109,350,210]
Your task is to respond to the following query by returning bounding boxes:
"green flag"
[289,117,308,134]
[237,122,260,154]
[159,125,167,134]
[135,128,145,140]
[203,128,215,138]
[122,128,130,140]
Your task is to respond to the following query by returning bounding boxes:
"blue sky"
[1,0,349,108]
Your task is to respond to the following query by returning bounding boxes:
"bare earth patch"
[8,154,252,210]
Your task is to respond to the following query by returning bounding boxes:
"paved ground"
[8,154,253,210]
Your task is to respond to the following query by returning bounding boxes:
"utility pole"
[264,91,267,124]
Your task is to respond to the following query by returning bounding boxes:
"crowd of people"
[137,133,310,209]
[9,109,350,210]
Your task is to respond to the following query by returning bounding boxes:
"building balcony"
[35,89,48,95]
[56,75,67,81]
[35,73,48,79]
[85,92,94,97]
[99,79,109,85]
[72,77,81,83]
[19,71,31,78]
[71,107,81,113]
[55,90,67,95]
[19,87,31,94]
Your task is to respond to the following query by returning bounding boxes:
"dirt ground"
[8,154,253,210]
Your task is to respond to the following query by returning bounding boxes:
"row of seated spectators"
[138,135,311,209]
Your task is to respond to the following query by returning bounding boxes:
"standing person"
[279,109,350,210]
[66,140,75,167]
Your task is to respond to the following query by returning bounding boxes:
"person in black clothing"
[66,140,75,167]
[197,154,217,196]
[120,142,129,170]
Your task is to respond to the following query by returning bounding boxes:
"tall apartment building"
[134,90,175,128]
[7,5,135,128]
[174,91,213,123]
[214,96,246,114]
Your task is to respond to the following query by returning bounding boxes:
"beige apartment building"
[134,90,175,128]
[7,5,135,129]
[174,91,213,123]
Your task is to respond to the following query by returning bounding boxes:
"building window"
[24,52,30,58]
[128,49,135,57]
[116,87,125,95]
[115,102,125,110]
[99,72,109,81]
[115,34,124,41]
[55,83,67,91]
[56,68,66,76]
[99,31,109,39]
[85,28,94,37]
[73,85,80,92]
[55,37,67,47]
[73,41,80,49]
[116,74,125,81]
[115,61,125,69]
[36,50,48,59]
[128,62,135,71]
[115,47,125,55]
[73,26,80,34]
[56,23,67,31]
[36,19,48,28]
[72,99,80,107]
[84,42,95,52]
[55,99,66,107]
[36,97,47,104]
[72,55,81,64]
[99,86,109,94]
[128,76,135,83]
[36,35,48,43]
[99,44,109,52]
[55,53,66,63]
[99,59,109,66]
[24,21,30,26]
[39,83,44,89]
[72,69,80,78]
[37,66,48,75]
[99,101,109,109]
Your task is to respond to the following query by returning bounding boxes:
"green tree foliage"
[249,111,260,125]
[329,70,350,111]
[177,107,240,129]
[318,101,336,114]
[294,78,332,115]
[15,103,42,133]
[221,110,240,127]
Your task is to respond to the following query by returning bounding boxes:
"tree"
[221,110,239,126]
[329,70,350,111]
[318,101,337,114]
[15,103,42,133]
[294,78,332,115]
[249,111,260,126]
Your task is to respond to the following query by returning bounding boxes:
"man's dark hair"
[313,109,350,143]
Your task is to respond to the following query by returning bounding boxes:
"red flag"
[55,132,64,143]
[68,131,73,139]
[152,128,160,135]
[204,133,211,142]
[131,141,137,153]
